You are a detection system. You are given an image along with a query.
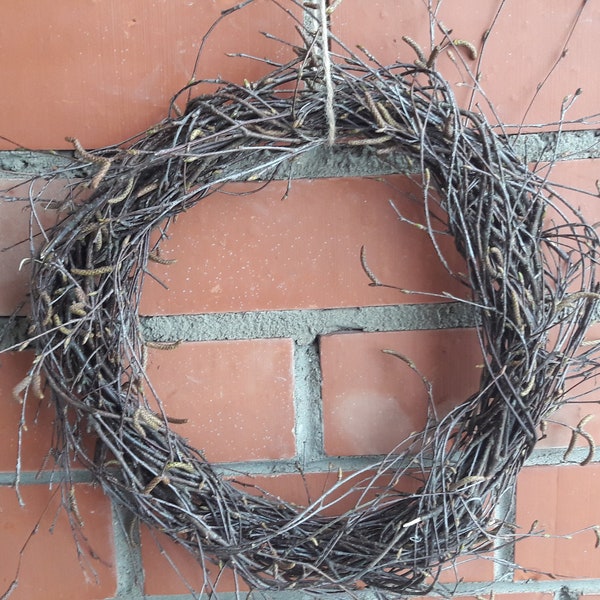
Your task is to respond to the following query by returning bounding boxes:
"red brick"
[0,353,55,472]
[244,475,491,584]
[0,484,115,599]
[321,329,482,456]
[319,326,492,585]
[434,553,493,585]
[0,190,62,315]
[515,464,600,580]
[535,320,600,453]
[500,596,554,600]
[142,470,489,594]
[141,472,352,596]
[472,595,553,600]
[146,339,295,463]
[0,350,98,473]
[0,1,301,149]
[2,1,596,149]
[141,525,245,596]
[532,161,600,450]
[140,177,468,315]
[334,0,599,128]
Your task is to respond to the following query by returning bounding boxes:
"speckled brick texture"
[515,465,600,580]
[320,328,482,456]
[146,339,296,462]
[139,177,468,315]
[0,485,115,600]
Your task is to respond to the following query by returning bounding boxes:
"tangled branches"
[18,10,600,597]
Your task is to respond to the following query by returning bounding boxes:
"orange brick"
[141,472,355,596]
[434,553,494,585]
[535,319,600,453]
[140,177,468,315]
[142,470,489,595]
[542,160,600,213]
[0,1,301,149]
[0,484,115,600]
[2,1,596,149]
[515,464,600,580]
[141,525,245,596]
[146,339,295,462]
[334,0,599,128]
[0,190,62,315]
[321,329,482,456]
[0,351,99,473]
[531,160,600,450]
[506,596,554,600]
[0,353,55,472]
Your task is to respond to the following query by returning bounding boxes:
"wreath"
[14,3,600,596]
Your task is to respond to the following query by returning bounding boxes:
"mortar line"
[303,0,318,37]
[111,502,145,599]
[493,482,516,582]
[293,338,326,465]
[555,586,577,600]
[446,578,600,596]
[112,576,600,600]
[0,303,478,350]
[1,439,598,486]
[0,469,94,486]
[0,130,598,181]
[138,303,477,342]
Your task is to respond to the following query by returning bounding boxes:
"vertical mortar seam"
[111,501,145,599]
[303,2,318,38]
[493,481,517,582]
[293,339,325,466]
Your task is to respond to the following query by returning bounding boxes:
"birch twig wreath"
[15,2,600,596]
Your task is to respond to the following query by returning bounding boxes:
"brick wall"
[1,1,599,599]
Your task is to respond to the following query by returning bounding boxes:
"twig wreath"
[13,1,600,596]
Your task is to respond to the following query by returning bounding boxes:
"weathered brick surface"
[334,0,600,128]
[321,328,482,456]
[515,464,600,580]
[0,484,115,599]
[0,1,301,149]
[0,353,55,471]
[146,339,295,462]
[139,177,468,315]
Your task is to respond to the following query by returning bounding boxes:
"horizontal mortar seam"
[0,470,94,486]
[0,130,598,180]
[2,446,597,484]
[451,578,600,596]
[112,577,600,600]
[293,339,325,464]
[1,302,480,349]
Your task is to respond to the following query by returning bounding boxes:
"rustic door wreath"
[16,3,600,596]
